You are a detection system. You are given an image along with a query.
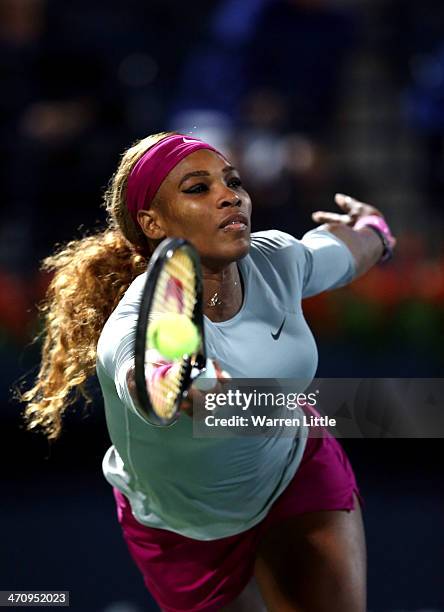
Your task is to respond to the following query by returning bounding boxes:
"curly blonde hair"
[21,132,174,439]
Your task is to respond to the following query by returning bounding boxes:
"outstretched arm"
[312,193,396,278]
[126,354,229,420]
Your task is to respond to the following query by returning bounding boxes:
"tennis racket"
[134,237,209,426]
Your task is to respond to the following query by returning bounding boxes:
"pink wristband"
[354,214,395,262]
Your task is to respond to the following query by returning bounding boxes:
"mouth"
[219,213,249,232]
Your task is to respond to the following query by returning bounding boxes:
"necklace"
[207,292,222,308]
[206,281,239,308]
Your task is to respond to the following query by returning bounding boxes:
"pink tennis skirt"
[113,431,362,612]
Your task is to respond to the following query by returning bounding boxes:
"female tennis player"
[23,132,395,611]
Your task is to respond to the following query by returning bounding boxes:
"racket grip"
[193,359,218,391]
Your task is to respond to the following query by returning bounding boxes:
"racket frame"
[134,237,206,426]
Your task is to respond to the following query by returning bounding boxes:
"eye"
[228,177,242,188]
[183,183,209,194]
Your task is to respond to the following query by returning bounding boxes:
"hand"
[312,193,384,227]
[181,360,231,418]
[312,193,397,270]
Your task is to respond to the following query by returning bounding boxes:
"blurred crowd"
[2,7,442,611]
[0,0,443,372]
[1,0,360,271]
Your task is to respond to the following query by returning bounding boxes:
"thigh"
[254,493,366,612]
[114,488,262,611]
[220,578,266,612]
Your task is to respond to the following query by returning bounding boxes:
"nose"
[218,187,241,209]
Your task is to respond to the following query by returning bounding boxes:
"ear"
[137,209,166,241]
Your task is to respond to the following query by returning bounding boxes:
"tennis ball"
[148,313,200,360]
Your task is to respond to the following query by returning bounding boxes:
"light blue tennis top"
[96,228,356,540]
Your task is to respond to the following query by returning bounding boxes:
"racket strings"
[147,249,198,419]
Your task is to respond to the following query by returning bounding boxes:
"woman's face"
[137,149,252,270]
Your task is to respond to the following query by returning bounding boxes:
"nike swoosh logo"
[183,137,200,144]
[271,317,286,340]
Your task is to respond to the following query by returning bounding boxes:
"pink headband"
[126,134,221,223]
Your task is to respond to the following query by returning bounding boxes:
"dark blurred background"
[1,0,443,610]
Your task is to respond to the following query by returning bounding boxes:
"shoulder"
[250,229,301,253]
[96,271,147,373]
[249,229,306,271]
[250,228,349,254]
[117,271,147,310]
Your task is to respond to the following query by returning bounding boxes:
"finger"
[213,359,232,381]
[312,211,353,224]
[180,396,194,416]
[193,359,230,393]
[186,386,203,402]
[212,359,222,377]
[335,193,381,219]
[335,193,360,212]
